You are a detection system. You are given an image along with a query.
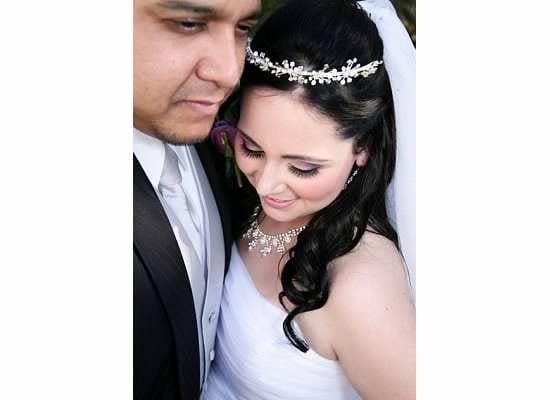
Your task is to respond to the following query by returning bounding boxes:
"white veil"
[359,0,416,297]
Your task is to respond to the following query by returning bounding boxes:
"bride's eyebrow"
[237,129,262,148]
[238,129,329,164]
[281,154,329,163]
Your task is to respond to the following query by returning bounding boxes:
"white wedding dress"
[203,244,361,400]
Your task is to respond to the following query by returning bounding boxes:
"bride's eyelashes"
[288,165,320,178]
[239,140,264,159]
[239,140,321,178]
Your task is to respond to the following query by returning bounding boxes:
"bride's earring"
[343,168,359,190]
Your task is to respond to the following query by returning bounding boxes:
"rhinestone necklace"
[243,207,307,257]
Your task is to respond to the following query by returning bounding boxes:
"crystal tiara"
[245,38,383,86]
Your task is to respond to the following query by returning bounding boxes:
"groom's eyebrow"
[158,0,262,20]
[158,0,217,14]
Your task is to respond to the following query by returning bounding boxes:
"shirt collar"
[133,128,165,190]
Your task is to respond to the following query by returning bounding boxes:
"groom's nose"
[196,32,244,89]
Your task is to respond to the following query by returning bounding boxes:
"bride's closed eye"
[288,164,320,178]
[239,140,264,159]
[239,135,321,178]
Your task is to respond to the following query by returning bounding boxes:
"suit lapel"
[133,155,200,399]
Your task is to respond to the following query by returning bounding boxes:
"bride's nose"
[255,163,287,197]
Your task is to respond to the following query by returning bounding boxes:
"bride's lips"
[262,196,295,209]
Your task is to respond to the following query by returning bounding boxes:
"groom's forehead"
[150,0,261,18]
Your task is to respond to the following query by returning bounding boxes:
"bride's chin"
[262,210,312,231]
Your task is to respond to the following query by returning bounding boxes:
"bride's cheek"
[235,150,256,177]
[297,174,345,203]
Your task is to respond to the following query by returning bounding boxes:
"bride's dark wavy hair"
[236,0,399,352]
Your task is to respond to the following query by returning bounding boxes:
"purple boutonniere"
[210,120,243,188]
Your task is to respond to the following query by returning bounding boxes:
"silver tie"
[158,145,204,269]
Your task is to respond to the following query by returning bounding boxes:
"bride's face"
[235,88,368,226]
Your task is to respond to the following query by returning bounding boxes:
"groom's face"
[134,0,261,144]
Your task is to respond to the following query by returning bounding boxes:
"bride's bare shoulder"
[322,231,415,398]
[327,230,413,309]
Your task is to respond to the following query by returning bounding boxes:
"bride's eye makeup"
[288,164,320,178]
[238,131,322,178]
[239,139,264,159]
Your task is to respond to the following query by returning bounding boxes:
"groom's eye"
[236,23,253,37]
[173,20,206,33]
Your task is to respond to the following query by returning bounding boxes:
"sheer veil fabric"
[359,0,416,297]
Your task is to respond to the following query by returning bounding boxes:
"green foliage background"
[259,0,415,43]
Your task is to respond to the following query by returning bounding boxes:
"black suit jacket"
[133,142,231,400]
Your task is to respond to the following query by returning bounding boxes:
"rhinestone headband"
[245,38,383,86]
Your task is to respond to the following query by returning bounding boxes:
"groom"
[133,0,261,399]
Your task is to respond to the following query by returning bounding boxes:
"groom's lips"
[179,98,223,115]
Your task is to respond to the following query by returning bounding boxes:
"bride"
[204,0,415,398]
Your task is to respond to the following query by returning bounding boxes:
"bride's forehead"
[240,89,339,136]
[238,114,352,161]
